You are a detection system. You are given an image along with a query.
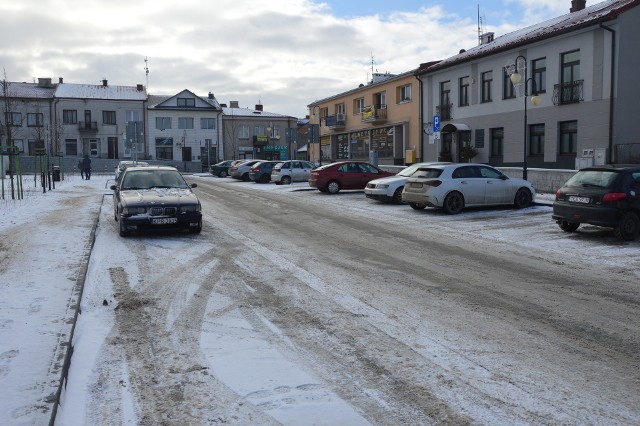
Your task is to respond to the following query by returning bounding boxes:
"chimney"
[102,79,108,86]
[255,104,263,111]
[480,32,494,45]
[570,0,586,12]
[136,84,144,91]
[37,78,52,87]
[59,77,63,84]
[208,92,214,99]
[230,101,239,108]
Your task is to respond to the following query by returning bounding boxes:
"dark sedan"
[552,166,640,240]
[308,161,395,194]
[110,166,202,236]
[210,160,234,178]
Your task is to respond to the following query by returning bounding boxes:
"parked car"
[114,160,148,180]
[229,160,261,181]
[110,166,202,236]
[210,160,234,178]
[248,161,279,183]
[308,161,395,194]
[401,163,535,214]
[271,160,316,185]
[552,166,640,241]
[365,162,450,204]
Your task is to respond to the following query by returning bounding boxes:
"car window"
[122,172,147,190]
[477,166,503,179]
[411,168,443,179]
[359,163,378,173]
[565,170,619,188]
[338,164,350,172]
[303,162,314,169]
[452,166,480,179]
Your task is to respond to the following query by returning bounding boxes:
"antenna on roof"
[477,4,487,45]
[371,52,375,82]
[144,56,149,90]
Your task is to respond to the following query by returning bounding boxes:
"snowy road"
[57,177,640,425]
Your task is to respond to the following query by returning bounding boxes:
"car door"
[479,165,514,204]
[290,161,303,182]
[452,165,486,205]
[278,161,293,180]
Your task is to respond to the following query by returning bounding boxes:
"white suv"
[271,160,316,185]
[365,162,449,203]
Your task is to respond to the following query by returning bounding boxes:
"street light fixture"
[507,55,541,180]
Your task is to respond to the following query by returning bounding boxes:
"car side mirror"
[500,175,508,180]
[191,183,198,188]
[110,185,117,191]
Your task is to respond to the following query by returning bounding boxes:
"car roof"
[580,166,640,172]
[125,165,179,172]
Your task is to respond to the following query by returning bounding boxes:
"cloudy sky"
[0,0,574,118]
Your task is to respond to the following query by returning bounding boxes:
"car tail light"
[602,192,627,203]
[555,189,562,199]
[425,180,442,187]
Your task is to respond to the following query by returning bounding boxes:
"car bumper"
[364,188,393,202]
[120,212,202,232]
[552,202,622,228]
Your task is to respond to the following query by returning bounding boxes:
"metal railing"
[552,80,584,105]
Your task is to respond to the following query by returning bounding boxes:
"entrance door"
[108,137,118,159]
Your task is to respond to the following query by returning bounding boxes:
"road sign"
[433,115,440,133]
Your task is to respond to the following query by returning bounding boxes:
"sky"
[0,0,574,118]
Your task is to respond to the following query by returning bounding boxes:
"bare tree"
[1,68,23,199]
[223,109,241,160]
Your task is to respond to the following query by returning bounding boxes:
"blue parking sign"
[433,115,440,133]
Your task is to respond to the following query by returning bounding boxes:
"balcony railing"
[552,80,584,105]
[436,103,453,121]
[324,114,346,129]
[361,105,387,123]
[78,121,98,131]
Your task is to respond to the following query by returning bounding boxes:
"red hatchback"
[308,161,395,194]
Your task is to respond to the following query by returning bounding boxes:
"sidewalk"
[0,174,108,425]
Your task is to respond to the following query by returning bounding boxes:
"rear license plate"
[152,218,178,225]
[410,182,423,188]
[568,196,590,204]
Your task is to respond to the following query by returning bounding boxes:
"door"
[452,165,485,205]
[108,137,118,159]
[479,165,513,204]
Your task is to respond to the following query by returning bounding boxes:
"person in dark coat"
[78,159,84,179]
[82,155,92,180]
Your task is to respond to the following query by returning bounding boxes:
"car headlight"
[123,206,146,215]
[182,203,201,212]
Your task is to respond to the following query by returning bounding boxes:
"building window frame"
[532,57,547,93]
[503,68,515,99]
[354,98,365,114]
[459,76,470,107]
[490,127,504,157]
[200,118,216,130]
[177,98,195,107]
[178,117,194,129]
[102,110,116,125]
[398,84,412,103]
[559,120,578,155]
[482,71,493,103]
[63,110,77,124]
[529,123,545,155]
[238,125,249,139]
[156,117,172,130]
[27,113,44,127]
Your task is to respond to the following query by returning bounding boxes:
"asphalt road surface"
[67,177,640,425]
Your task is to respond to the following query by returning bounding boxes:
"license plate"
[410,182,423,188]
[152,218,178,225]
[568,196,590,204]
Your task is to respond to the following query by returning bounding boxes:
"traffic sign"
[433,115,440,133]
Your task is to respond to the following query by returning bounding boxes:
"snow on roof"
[54,82,147,101]
[419,0,640,74]
[2,81,57,99]
[222,107,293,119]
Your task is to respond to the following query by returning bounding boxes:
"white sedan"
[401,163,535,214]
[365,162,449,204]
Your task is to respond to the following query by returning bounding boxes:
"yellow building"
[307,70,421,166]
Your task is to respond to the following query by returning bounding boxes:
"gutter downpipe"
[416,73,424,163]
[600,23,616,164]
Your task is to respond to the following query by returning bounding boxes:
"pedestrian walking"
[82,155,92,180]
[78,159,84,179]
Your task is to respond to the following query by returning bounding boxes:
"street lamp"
[507,55,541,180]
[267,122,273,161]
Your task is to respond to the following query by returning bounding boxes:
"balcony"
[324,114,346,130]
[436,103,453,121]
[78,121,98,132]
[552,80,584,105]
[361,105,387,123]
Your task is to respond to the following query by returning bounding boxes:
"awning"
[441,123,471,132]
[298,144,308,152]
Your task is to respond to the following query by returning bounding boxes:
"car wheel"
[392,187,404,204]
[514,188,533,208]
[327,180,341,194]
[282,176,292,185]
[559,221,580,232]
[409,203,426,210]
[118,218,128,237]
[443,192,464,214]
[218,170,228,178]
[613,212,640,241]
[242,173,250,181]
[259,174,270,184]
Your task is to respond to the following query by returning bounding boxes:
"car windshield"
[410,168,443,179]
[565,170,619,188]
[122,170,189,190]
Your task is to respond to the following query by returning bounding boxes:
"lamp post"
[267,122,273,161]
[507,55,541,180]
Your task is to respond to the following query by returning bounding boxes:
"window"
[177,98,195,107]
[156,117,172,130]
[532,58,546,93]
[65,138,78,156]
[63,110,77,124]
[336,103,346,115]
[503,68,515,99]
[459,76,470,106]
[560,50,581,104]
[155,137,174,160]
[13,139,24,153]
[354,98,365,114]
[255,125,265,136]
[270,124,280,139]
[27,113,44,127]
[178,117,194,129]
[439,81,451,120]
[238,125,249,139]
[102,111,116,125]
[482,71,493,103]
[490,127,504,157]
[6,112,22,126]
[201,118,216,129]
[374,91,386,109]
[398,84,412,102]
[529,124,545,155]
[559,121,578,155]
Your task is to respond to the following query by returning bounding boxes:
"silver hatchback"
[271,160,316,184]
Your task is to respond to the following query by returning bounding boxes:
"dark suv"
[248,161,279,183]
[552,166,640,241]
